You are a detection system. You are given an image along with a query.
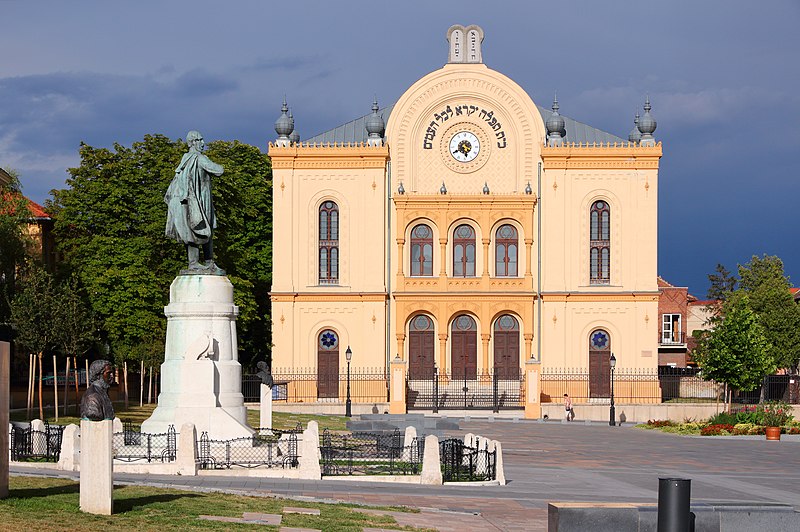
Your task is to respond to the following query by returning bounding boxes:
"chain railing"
[197,426,301,470]
[113,424,176,463]
[320,428,422,476]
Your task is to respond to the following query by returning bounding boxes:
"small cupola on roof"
[365,98,385,146]
[637,97,657,146]
[628,112,642,144]
[274,97,294,147]
[447,24,484,64]
[546,95,567,146]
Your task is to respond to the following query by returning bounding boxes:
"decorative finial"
[525,182,533,195]
[365,97,385,147]
[637,96,657,146]
[546,93,566,146]
[440,181,447,194]
[397,181,405,195]
[483,182,490,194]
[274,97,294,147]
[628,112,642,144]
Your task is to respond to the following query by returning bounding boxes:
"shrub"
[700,423,735,436]
[706,412,738,426]
[730,405,763,425]
[647,420,676,428]
[732,423,763,435]
[759,401,794,427]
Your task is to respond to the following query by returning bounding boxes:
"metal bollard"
[658,477,691,532]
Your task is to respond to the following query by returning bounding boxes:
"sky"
[1,1,799,297]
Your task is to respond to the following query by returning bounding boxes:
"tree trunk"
[53,355,59,422]
[85,359,89,389]
[73,356,79,411]
[37,352,43,420]
[148,366,153,404]
[26,353,33,418]
[123,360,129,409]
[64,357,71,416]
[139,359,144,407]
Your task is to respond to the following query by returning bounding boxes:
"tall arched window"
[590,201,610,284]
[495,224,518,277]
[319,201,339,284]
[453,224,476,277]
[410,224,433,276]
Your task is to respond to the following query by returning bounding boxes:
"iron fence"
[243,368,389,404]
[320,428,422,476]
[197,427,300,470]
[407,368,524,410]
[113,424,176,463]
[439,437,496,482]
[10,421,64,462]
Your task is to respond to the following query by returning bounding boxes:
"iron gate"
[407,368,524,411]
[439,437,496,482]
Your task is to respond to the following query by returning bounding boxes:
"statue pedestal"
[80,420,113,514]
[260,384,273,433]
[141,275,252,440]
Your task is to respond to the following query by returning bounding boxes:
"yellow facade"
[269,27,662,407]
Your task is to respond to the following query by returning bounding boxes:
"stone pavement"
[11,419,800,531]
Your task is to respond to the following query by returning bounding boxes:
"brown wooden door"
[317,329,339,399]
[588,329,611,398]
[493,315,520,379]
[451,315,477,380]
[409,330,435,379]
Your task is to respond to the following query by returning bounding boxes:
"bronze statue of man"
[165,130,225,274]
[80,360,115,421]
[256,361,273,388]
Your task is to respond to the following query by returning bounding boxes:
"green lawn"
[3,476,431,531]
[11,403,349,432]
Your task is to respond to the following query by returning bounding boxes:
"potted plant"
[759,401,793,441]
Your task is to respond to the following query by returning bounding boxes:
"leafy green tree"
[10,265,58,419]
[0,171,32,333]
[49,134,272,372]
[738,255,800,372]
[693,294,775,403]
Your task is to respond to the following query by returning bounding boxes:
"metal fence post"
[432,366,439,413]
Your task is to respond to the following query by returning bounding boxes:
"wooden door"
[409,315,435,379]
[317,329,339,399]
[493,315,520,379]
[588,329,611,398]
[451,315,477,380]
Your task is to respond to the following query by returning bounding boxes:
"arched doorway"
[493,315,520,379]
[451,315,477,380]
[317,329,339,399]
[408,315,435,379]
[589,329,611,398]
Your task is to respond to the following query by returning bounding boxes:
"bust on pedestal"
[256,361,273,433]
[79,360,114,515]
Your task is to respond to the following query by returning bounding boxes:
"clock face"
[449,131,480,163]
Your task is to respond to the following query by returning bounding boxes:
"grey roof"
[305,103,626,145]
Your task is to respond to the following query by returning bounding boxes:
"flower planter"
[765,426,781,441]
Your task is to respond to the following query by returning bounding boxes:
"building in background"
[268,25,662,409]
[0,167,55,270]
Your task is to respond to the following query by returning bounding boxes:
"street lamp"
[609,352,617,427]
[345,346,352,418]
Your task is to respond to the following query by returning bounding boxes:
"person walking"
[564,393,575,421]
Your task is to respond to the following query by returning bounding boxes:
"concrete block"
[112,417,123,433]
[57,424,80,471]
[80,419,113,515]
[298,422,321,480]
[176,423,197,476]
[403,425,417,451]
[493,440,506,486]
[420,434,442,485]
[259,383,272,431]
[548,503,639,532]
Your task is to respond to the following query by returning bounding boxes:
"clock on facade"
[449,131,481,163]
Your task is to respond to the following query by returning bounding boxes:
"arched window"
[495,224,518,277]
[453,224,476,277]
[410,224,433,276]
[319,201,339,284]
[590,201,610,284]
[588,329,611,398]
[317,329,339,398]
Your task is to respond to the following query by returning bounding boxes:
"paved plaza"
[11,419,800,531]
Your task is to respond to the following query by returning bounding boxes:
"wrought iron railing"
[243,368,389,404]
[439,437,496,482]
[10,421,64,462]
[197,426,300,470]
[113,424,176,463]
[407,368,524,410]
[320,428,422,476]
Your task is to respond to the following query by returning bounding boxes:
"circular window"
[319,329,338,350]
[590,330,610,350]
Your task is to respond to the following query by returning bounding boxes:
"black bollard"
[658,477,691,532]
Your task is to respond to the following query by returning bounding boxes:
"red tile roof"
[1,192,51,219]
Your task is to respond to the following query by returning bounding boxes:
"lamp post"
[345,346,352,418]
[609,352,617,427]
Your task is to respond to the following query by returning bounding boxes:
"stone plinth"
[260,384,272,432]
[141,275,252,440]
[80,419,113,514]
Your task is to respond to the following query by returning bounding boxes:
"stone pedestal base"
[142,275,252,440]
[260,384,273,432]
[80,420,113,515]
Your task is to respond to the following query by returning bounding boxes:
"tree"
[49,134,272,374]
[10,265,58,419]
[693,294,775,404]
[738,255,800,372]
[705,263,737,321]
[0,171,32,333]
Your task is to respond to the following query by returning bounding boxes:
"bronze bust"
[80,359,115,421]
